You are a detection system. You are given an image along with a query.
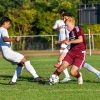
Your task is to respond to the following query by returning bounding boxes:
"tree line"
[0,0,100,36]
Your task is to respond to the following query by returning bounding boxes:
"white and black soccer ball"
[49,75,59,85]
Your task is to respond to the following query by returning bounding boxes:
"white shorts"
[63,48,69,54]
[61,43,67,48]
[2,47,24,63]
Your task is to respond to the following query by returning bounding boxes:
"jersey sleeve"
[1,29,9,37]
[53,20,58,29]
[75,26,83,37]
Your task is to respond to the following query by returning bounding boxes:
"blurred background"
[0,0,100,51]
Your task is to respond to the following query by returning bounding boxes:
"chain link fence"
[11,34,100,51]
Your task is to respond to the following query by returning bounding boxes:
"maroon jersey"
[69,26,86,53]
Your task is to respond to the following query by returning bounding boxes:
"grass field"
[0,54,100,100]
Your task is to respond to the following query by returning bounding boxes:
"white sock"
[12,66,23,82]
[63,68,70,78]
[24,61,39,78]
[84,63,100,75]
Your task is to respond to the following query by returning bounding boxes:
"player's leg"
[59,48,71,83]
[9,63,23,84]
[60,68,71,83]
[55,43,67,66]
[54,50,66,67]
[71,65,83,84]
[20,57,41,82]
[55,45,71,79]
[49,53,72,84]
[84,63,100,79]
[55,52,71,82]
[58,47,65,64]
[49,60,70,84]
[70,51,86,84]
[3,49,40,84]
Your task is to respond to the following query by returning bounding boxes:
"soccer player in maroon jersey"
[54,12,100,83]
[49,17,86,84]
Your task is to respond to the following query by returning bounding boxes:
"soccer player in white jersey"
[0,17,42,85]
[54,12,100,83]
[53,12,71,82]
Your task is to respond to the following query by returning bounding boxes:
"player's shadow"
[83,79,100,83]
[59,79,100,84]
[0,75,33,85]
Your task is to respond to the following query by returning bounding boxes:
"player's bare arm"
[68,36,83,44]
[55,38,69,44]
[3,36,21,42]
[3,36,13,42]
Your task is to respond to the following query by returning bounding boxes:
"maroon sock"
[75,73,80,78]
[53,70,61,76]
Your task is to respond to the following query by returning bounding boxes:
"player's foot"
[54,63,61,68]
[97,73,100,80]
[8,81,16,85]
[78,72,83,85]
[60,77,71,83]
[33,77,42,82]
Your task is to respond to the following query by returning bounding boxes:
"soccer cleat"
[33,77,43,82]
[97,73,100,81]
[54,63,61,68]
[78,72,83,85]
[60,77,71,83]
[8,81,16,85]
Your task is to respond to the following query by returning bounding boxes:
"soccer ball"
[49,74,59,85]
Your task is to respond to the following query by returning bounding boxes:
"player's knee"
[59,61,68,71]
[20,57,28,64]
[59,57,63,62]
[61,62,66,68]
[17,63,23,67]
[70,70,76,76]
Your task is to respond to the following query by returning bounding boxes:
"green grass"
[0,55,100,100]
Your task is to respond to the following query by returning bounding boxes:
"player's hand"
[64,40,69,44]
[14,36,21,42]
[62,40,69,44]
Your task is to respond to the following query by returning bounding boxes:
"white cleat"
[60,77,71,83]
[78,72,83,85]
[97,73,100,81]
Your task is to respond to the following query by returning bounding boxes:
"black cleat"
[8,81,16,85]
[33,77,43,82]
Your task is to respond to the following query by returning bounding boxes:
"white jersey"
[0,27,24,63]
[53,19,69,41]
[0,27,11,50]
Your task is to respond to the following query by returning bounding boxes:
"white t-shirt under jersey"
[0,27,11,50]
[53,19,69,41]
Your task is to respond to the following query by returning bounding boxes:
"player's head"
[62,12,73,22]
[59,9,67,20]
[0,17,11,29]
[65,17,75,31]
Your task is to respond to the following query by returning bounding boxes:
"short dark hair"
[59,9,67,15]
[62,12,73,17]
[0,17,11,25]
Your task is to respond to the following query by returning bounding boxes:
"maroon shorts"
[63,50,86,69]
